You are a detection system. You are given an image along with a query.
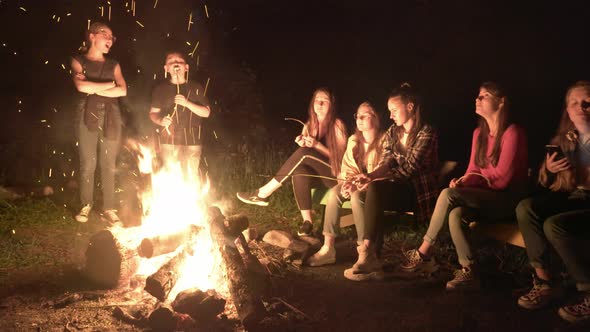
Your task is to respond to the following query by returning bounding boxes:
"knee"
[448,207,464,228]
[543,217,565,241]
[516,198,536,228]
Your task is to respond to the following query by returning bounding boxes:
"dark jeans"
[363,180,415,244]
[516,189,590,291]
[274,147,336,210]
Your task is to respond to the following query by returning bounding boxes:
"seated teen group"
[237,81,590,323]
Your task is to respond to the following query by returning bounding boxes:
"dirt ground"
[0,217,588,332]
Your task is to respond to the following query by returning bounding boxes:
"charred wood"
[144,245,191,301]
[208,207,266,330]
[171,288,226,322]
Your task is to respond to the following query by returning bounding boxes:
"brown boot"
[344,244,384,281]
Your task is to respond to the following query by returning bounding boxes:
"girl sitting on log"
[307,102,383,266]
[400,82,528,290]
[237,88,347,237]
[516,81,590,323]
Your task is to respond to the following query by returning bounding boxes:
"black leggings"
[363,180,415,245]
[274,147,337,210]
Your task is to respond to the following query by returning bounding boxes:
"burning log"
[171,288,226,322]
[208,207,266,330]
[138,224,201,258]
[144,245,191,301]
[85,230,139,288]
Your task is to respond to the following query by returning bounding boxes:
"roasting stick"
[164,67,181,135]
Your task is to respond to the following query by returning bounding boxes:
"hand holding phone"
[545,144,571,173]
[545,144,565,160]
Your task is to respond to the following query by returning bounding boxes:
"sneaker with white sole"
[344,244,384,281]
[558,295,590,323]
[297,220,313,237]
[307,245,336,267]
[75,204,92,223]
[518,275,563,310]
[102,209,121,224]
[446,266,480,290]
[236,190,269,207]
[400,249,439,274]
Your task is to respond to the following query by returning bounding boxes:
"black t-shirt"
[151,80,210,145]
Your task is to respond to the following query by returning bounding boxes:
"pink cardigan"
[461,124,528,190]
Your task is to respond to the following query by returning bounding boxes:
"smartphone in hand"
[545,144,565,160]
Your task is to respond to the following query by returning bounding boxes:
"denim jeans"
[322,183,366,245]
[77,105,120,210]
[424,187,524,267]
[516,189,590,292]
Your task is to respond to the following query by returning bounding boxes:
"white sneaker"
[307,246,336,267]
[75,204,92,223]
[102,209,120,223]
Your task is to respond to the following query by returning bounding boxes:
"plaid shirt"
[379,124,440,223]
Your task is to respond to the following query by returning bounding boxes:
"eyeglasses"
[97,29,116,42]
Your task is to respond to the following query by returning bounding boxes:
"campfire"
[83,143,266,330]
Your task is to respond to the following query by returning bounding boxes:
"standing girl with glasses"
[71,22,127,223]
[307,102,383,266]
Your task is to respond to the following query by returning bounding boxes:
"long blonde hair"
[539,81,590,191]
[352,102,382,170]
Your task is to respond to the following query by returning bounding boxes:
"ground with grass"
[0,191,588,331]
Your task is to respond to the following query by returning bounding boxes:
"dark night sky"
[1,0,589,170]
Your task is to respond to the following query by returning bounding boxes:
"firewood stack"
[88,206,268,331]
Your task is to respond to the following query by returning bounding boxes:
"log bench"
[312,160,527,249]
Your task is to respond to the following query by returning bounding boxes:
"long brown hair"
[474,82,512,168]
[539,80,590,191]
[389,82,422,148]
[352,102,383,170]
[306,88,347,176]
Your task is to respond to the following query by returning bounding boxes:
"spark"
[132,0,136,16]
[57,16,61,22]
[186,41,191,46]
[19,7,26,12]
[66,13,71,16]
[189,41,199,57]
[153,73,156,80]
[44,60,48,64]
[12,230,15,235]
[87,19,91,30]
[154,0,159,8]
[61,64,66,70]
[187,12,193,31]
[109,5,112,21]
[213,130,218,140]
[100,5,104,17]
[205,4,209,18]
[41,119,47,123]
[136,20,144,27]
[204,77,210,96]
[49,168,52,178]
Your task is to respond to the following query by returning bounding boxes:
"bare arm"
[175,95,210,117]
